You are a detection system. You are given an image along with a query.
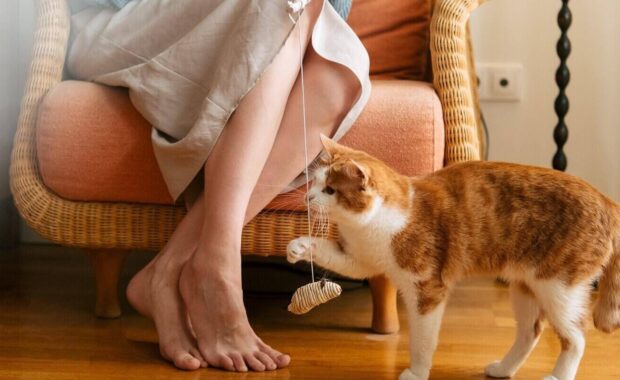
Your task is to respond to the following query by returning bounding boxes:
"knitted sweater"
[86,0,353,20]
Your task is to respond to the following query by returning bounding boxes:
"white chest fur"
[336,196,409,270]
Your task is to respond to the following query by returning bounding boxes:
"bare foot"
[126,256,206,370]
[179,255,291,372]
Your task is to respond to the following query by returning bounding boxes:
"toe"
[229,352,248,372]
[172,352,201,371]
[160,343,199,371]
[275,353,291,368]
[259,343,290,368]
[189,348,208,368]
[205,352,235,372]
[219,354,236,372]
[243,353,266,371]
[255,351,277,371]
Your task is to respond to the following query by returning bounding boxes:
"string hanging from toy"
[297,6,316,284]
[287,0,342,315]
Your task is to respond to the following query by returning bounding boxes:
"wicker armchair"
[10,0,485,334]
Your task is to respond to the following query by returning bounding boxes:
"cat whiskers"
[251,186,306,218]
[308,202,330,241]
[257,196,303,217]
[308,202,332,279]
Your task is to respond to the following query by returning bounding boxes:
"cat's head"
[306,135,408,225]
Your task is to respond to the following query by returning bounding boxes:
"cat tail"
[593,214,620,333]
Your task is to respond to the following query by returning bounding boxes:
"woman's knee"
[306,55,360,128]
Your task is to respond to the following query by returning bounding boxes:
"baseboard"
[0,196,19,248]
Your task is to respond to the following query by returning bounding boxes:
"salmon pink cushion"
[36,80,444,210]
[348,0,432,80]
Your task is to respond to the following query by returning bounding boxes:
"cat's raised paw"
[287,237,315,264]
[484,360,513,378]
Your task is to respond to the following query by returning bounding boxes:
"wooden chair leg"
[369,275,400,334]
[86,249,128,319]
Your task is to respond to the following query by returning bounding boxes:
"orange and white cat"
[287,135,620,380]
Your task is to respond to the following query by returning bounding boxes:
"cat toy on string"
[286,0,342,315]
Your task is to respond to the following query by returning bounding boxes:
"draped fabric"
[81,0,353,19]
[67,0,370,201]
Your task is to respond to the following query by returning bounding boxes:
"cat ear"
[342,159,368,188]
[320,133,339,158]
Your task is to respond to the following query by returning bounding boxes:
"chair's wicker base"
[243,210,338,256]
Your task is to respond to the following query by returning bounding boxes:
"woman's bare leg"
[177,2,325,371]
[127,0,360,372]
[127,0,320,372]
[245,44,360,221]
[126,198,205,369]
[179,36,359,372]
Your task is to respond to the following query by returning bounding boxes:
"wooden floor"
[0,245,617,379]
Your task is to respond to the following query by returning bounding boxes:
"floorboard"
[0,245,616,379]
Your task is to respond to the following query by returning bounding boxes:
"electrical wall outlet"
[477,63,524,102]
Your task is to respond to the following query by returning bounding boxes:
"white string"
[297,10,316,283]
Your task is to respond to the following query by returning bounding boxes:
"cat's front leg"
[287,237,378,279]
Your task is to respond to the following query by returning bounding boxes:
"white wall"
[0,0,36,244]
[0,0,34,190]
[0,1,20,204]
[471,0,620,201]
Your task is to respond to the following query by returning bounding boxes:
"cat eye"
[323,186,335,195]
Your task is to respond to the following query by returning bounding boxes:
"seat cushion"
[348,0,432,80]
[37,81,174,205]
[36,80,444,210]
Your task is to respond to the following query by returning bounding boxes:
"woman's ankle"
[150,252,189,278]
[183,251,242,286]
[179,254,248,321]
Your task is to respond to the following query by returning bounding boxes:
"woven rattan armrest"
[432,0,487,164]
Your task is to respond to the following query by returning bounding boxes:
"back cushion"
[347,0,432,81]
